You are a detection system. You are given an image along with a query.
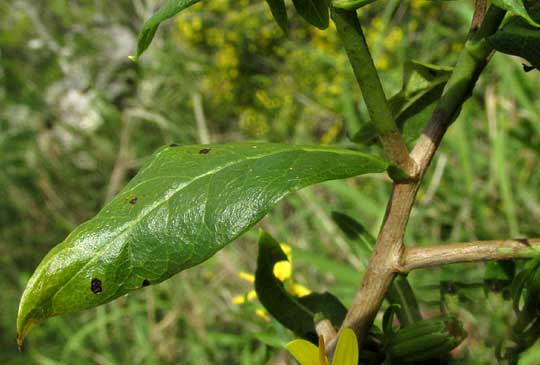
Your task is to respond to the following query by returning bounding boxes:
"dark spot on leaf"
[91,278,102,294]
[199,148,211,154]
[129,197,138,205]
[142,279,150,287]
[169,143,179,147]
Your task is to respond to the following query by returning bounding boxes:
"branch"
[411,5,506,166]
[328,5,506,354]
[398,239,540,272]
[332,8,416,177]
[471,0,487,32]
[316,318,337,346]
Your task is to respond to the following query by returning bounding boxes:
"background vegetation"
[1,0,540,364]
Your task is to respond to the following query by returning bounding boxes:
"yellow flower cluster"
[172,0,447,142]
[239,108,269,137]
[363,15,404,71]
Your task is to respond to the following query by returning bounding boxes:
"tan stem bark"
[328,5,506,354]
[399,239,540,272]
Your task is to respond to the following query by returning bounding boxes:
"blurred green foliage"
[1,0,540,364]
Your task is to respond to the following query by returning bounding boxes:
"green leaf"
[491,0,539,26]
[385,315,467,362]
[488,4,540,70]
[254,230,347,340]
[332,0,377,11]
[292,0,329,29]
[265,0,289,33]
[352,60,452,145]
[297,293,348,327]
[17,143,387,345]
[382,304,400,337]
[330,211,375,266]
[484,260,515,292]
[255,230,315,338]
[131,0,202,61]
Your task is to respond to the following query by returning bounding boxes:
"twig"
[398,239,540,272]
[192,92,211,144]
[316,318,338,346]
[332,8,416,178]
[105,116,133,202]
[471,0,487,32]
[421,153,447,204]
[329,6,506,353]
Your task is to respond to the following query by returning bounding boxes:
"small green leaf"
[132,0,202,60]
[488,4,540,70]
[330,211,375,266]
[255,230,347,340]
[484,260,515,292]
[385,315,467,362]
[17,143,387,345]
[492,0,539,27]
[255,230,315,338]
[298,293,347,327]
[292,0,329,29]
[352,61,452,145]
[382,304,400,337]
[265,0,289,33]
[332,0,377,11]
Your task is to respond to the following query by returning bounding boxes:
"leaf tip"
[16,313,37,352]
[16,333,23,352]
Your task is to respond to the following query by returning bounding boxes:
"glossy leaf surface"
[292,0,329,29]
[132,0,202,60]
[17,143,387,344]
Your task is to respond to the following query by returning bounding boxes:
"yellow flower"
[286,328,359,365]
[232,243,310,324]
[288,282,311,297]
[238,271,255,283]
[255,309,270,321]
[232,289,257,304]
[273,243,293,281]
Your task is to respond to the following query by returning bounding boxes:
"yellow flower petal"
[332,328,358,365]
[279,243,292,257]
[319,336,329,365]
[273,260,292,281]
[232,295,245,305]
[255,309,270,322]
[286,339,321,365]
[247,290,257,301]
[238,271,255,283]
[288,283,311,297]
